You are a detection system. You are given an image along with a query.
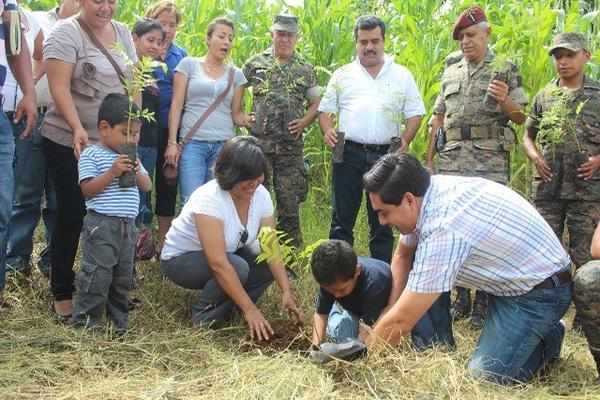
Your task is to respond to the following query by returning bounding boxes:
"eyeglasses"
[234,228,248,255]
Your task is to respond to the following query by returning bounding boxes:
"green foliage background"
[23,0,600,199]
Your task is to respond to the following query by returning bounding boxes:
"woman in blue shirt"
[144,1,187,256]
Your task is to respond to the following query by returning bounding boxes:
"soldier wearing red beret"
[426,5,529,330]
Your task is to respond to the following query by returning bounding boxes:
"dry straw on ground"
[1,260,600,400]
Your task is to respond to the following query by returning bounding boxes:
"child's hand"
[133,159,142,174]
[109,155,133,177]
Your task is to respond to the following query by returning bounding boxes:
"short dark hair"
[132,18,166,41]
[97,93,139,128]
[363,153,430,205]
[214,136,270,191]
[354,15,385,41]
[311,240,358,286]
[206,17,235,38]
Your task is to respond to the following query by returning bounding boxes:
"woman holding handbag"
[165,17,253,205]
[41,0,137,321]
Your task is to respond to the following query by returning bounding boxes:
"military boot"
[470,290,488,330]
[450,286,471,320]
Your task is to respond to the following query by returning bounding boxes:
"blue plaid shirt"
[402,175,571,296]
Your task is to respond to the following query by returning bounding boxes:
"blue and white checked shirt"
[402,175,571,297]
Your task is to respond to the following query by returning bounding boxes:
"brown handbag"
[162,66,235,186]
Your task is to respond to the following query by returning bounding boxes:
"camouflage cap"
[549,32,588,55]
[271,14,299,33]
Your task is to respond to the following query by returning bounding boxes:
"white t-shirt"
[161,179,275,260]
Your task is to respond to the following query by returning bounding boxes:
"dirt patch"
[242,319,312,354]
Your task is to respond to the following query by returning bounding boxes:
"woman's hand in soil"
[109,155,133,178]
[323,128,338,148]
[534,156,553,182]
[73,128,90,160]
[288,118,307,140]
[244,306,274,342]
[578,155,600,180]
[164,143,180,168]
[280,291,303,324]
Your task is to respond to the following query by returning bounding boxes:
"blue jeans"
[412,291,455,351]
[7,115,56,274]
[137,145,157,227]
[178,140,224,205]
[0,111,15,294]
[467,280,572,384]
[330,144,393,263]
[327,303,360,343]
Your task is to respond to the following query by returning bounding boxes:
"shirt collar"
[354,54,393,77]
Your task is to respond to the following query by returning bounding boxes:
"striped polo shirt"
[78,144,147,219]
[402,175,570,297]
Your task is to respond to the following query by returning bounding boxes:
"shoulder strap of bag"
[180,66,235,146]
[76,17,125,81]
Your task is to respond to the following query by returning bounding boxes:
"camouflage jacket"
[525,76,600,200]
[434,49,528,130]
[242,48,318,143]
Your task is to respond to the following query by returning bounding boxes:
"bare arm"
[195,214,274,341]
[318,111,337,148]
[592,223,600,259]
[312,312,328,346]
[165,71,187,167]
[135,162,152,192]
[8,38,37,138]
[46,59,87,157]
[382,241,415,314]
[32,30,44,82]
[523,128,553,182]
[399,115,423,151]
[231,85,253,128]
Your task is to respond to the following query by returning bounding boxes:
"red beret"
[452,6,487,40]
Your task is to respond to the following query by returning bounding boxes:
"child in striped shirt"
[72,93,152,332]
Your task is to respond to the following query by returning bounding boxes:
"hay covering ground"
[2,258,600,400]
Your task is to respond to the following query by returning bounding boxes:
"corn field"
[25,0,600,198]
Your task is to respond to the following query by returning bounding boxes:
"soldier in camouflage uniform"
[426,6,528,330]
[523,33,600,267]
[523,33,600,328]
[242,14,320,246]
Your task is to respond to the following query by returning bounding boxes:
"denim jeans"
[7,115,56,274]
[467,280,572,384]
[411,291,455,351]
[327,303,360,343]
[330,144,393,263]
[178,140,224,205]
[137,145,157,227]
[0,111,15,295]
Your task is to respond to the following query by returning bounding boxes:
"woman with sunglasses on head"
[160,136,302,340]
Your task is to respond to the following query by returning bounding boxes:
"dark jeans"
[43,138,86,301]
[7,115,56,274]
[412,291,455,351]
[155,127,177,217]
[330,143,393,263]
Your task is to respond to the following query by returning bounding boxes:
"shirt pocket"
[443,80,461,117]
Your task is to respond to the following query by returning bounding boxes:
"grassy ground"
[1,194,600,399]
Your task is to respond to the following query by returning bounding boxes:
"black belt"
[345,140,389,153]
[533,269,571,290]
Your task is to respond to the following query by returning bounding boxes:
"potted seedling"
[115,45,167,188]
[484,55,510,111]
[535,86,587,190]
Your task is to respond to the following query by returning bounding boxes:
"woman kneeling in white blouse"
[160,136,302,340]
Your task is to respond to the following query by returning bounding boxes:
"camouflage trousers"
[258,138,308,247]
[437,139,509,184]
[573,260,600,376]
[534,200,600,268]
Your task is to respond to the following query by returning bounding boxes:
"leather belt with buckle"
[345,139,389,153]
[532,269,572,290]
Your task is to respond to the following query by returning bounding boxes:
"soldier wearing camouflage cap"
[523,32,600,331]
[426,5,528,330]
[573,223,600,378]
[241,14,320,247]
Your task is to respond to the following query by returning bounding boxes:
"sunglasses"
[234,228,248,256]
